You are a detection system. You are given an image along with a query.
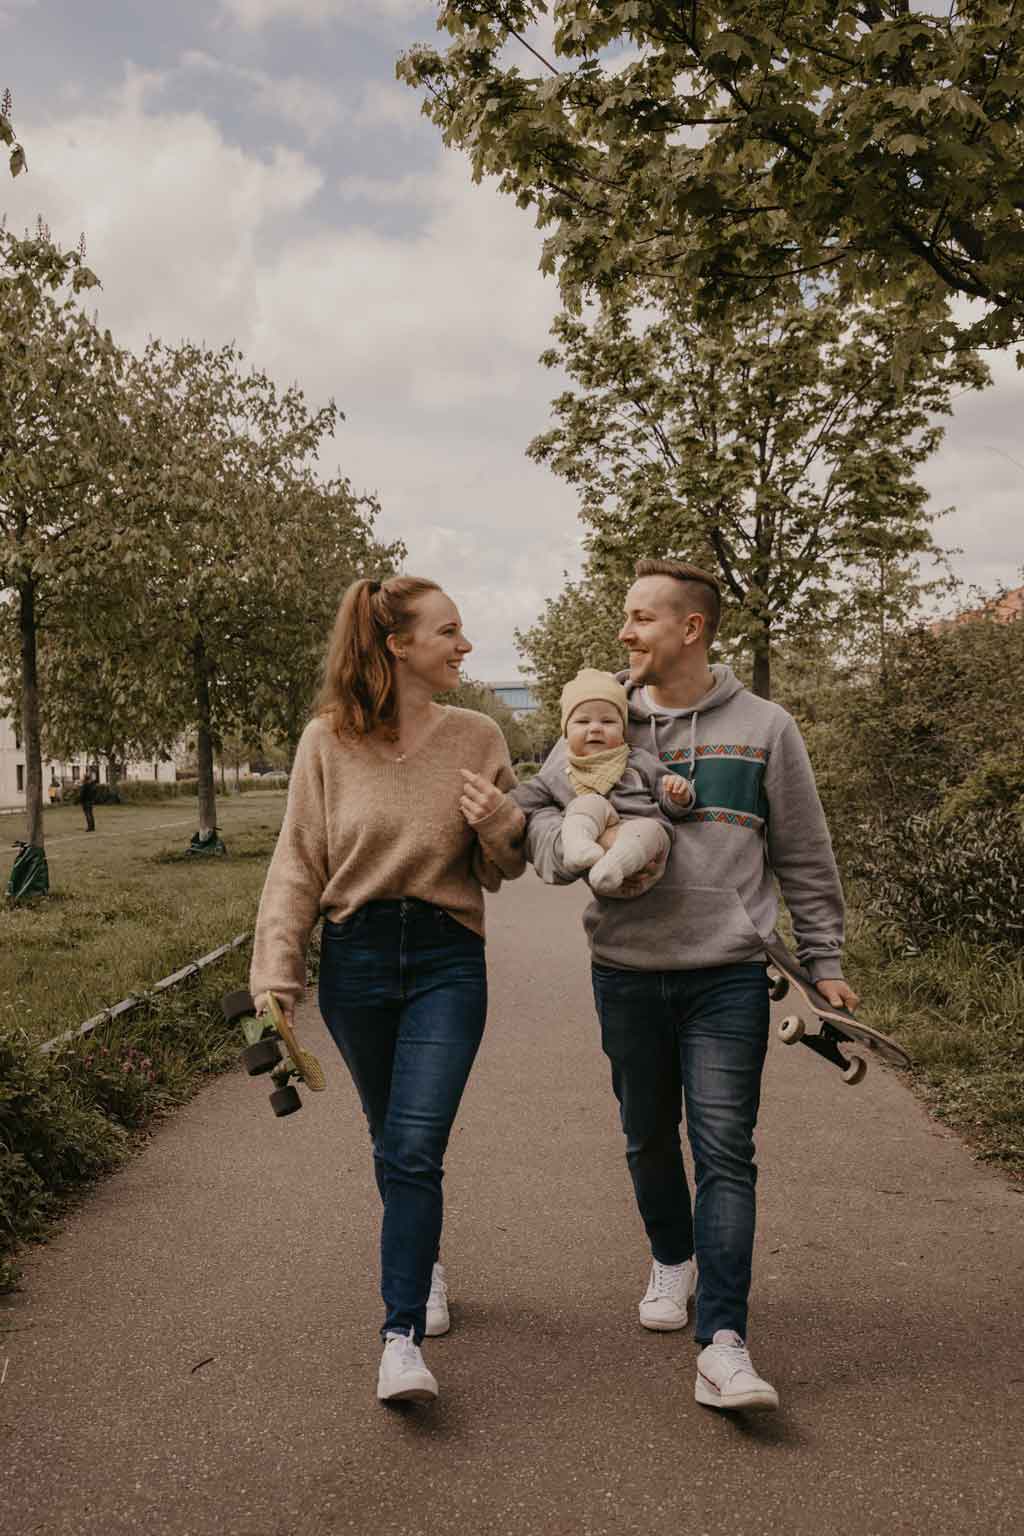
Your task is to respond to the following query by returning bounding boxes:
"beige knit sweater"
[249,706,526,1007]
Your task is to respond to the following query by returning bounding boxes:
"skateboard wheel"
[766,970,790,1003]
[841,1055,867,1086]
[222,988,256,1025]
[778,1014,805,1044]
[270,1085,302,1116]
[241,1038,282,1076]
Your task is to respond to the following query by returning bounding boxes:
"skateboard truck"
[222,988,326,1116]
[764,939,910,1088]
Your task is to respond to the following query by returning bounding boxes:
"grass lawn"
[843,905,1024,1182]
[1,792,287,1046]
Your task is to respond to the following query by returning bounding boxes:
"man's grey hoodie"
[524,664,846,982]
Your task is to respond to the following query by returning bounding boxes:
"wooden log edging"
[37,933,252,1056]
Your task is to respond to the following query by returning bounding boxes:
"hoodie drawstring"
[649,703,701,785]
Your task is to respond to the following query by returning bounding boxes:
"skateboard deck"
[222,987,326,1115]
[763,939,911,1085]
[265,993,326,1091]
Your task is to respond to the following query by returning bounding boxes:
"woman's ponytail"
[316,574,440,738]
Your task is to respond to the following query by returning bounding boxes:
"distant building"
[929,583,1024,634]
[0,712,178,809]
[0,716,69,808]
[487,680,540,718]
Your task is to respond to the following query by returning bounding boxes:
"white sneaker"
[695,1330,779,1412]
[425,1262,450,1337]
[638,1258,697,1331]
[377,1328,438,1405]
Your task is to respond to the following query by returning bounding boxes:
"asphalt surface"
[3,876,1023,1536]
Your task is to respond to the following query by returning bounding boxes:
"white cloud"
[220,0,427,29]
[15,72,323,350]
[178,50,344,146]
[11,78,581,674]
[337,171,434,206]
[13,67,1020,674]
[352,77,425,136]
[0,0,36,26]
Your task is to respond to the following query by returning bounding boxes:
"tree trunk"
[752,634,771,700]
[19,579,45,849]
[193,634,218,838]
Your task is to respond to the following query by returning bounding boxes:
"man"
[526,559,857,1413]
[79,768,98,832]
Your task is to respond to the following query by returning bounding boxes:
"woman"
[250,575,525,1406]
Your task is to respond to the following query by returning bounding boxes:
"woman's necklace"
[385,703,441,764]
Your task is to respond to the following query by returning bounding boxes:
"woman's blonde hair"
[316,575,442,739]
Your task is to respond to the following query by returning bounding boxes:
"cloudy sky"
[4,0,1022,676]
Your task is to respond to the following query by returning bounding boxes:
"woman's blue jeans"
[318,899,487,1344]
[591,961,769,1344]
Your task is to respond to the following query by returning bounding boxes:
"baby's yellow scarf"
[566,743,630,798]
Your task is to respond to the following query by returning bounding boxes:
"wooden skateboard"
[222,988,326,1116]
[763,939,911,1086]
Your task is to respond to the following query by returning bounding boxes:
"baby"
[510,668,693,895]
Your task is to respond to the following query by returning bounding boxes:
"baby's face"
[566,701,625,756]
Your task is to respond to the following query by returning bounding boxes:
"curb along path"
[3,877,1022,1536]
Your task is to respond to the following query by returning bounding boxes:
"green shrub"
[112,775,287,804]
[0,1027,124,1291]
[844,913,1024,1174]
[235,773,288,793]
[114,779,199,803]
[513,761,541,782]
[938,751,1024,825]
[62,783,122,806]
[850,807,1024,953]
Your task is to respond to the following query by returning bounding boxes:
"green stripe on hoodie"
[523,663,846,982]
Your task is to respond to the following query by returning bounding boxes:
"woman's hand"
[253,991,294,1030]
[459,768,506,826]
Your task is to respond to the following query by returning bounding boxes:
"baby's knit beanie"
[560,669,629,736]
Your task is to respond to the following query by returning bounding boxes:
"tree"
[109,341,399,843]
[1,89,27,178]
[235,479,404,767]
[515,574,631,735]
[526,289,986,696]
[7,548,179,784]
[399,2,1024,360]
[0,228,115,854]
[436,675,536,760]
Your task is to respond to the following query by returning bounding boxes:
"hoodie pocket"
[586,882,766,969]
[675,885,764,956]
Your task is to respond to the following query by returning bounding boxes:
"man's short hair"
[633,558,722,647]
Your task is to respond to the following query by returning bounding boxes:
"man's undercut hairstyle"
[634,559,722,647]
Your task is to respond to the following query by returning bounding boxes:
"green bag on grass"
[6,843,50,901]
[187,827,226,857]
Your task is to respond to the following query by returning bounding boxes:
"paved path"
[3,878,1023,1536]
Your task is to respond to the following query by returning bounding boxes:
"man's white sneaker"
[695,1330,779,1412]
[425,1262,450,1337]
[638,1258,697,1331]
[377,1328,438,1405]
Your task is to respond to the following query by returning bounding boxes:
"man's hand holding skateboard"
[816,978,859,1010]
[591,826,861,1011]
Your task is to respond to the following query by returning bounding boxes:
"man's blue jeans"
[318,899,487,1344]
[591,960,769,1344]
